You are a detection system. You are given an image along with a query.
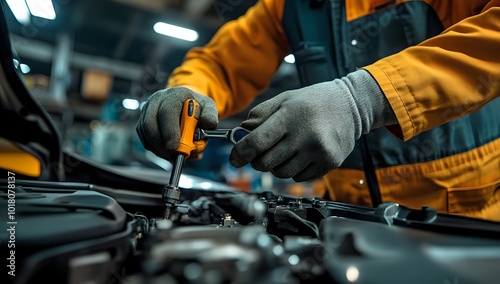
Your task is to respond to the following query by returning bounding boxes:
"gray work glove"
[229,69,397,182]
[136,86,218,162]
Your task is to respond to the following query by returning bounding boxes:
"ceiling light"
[25,0,56,20]
[284,54,295,64]
[20,63,30,74]
[153,22,198,42]
[122,99,140,110]
[346,266,360,282]
[6,0,31,25]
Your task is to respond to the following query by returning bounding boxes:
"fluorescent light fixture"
[153,22,198,42]
[6,0,31,25]
[26,0,56,20]
[20,63,30,74]
[122,99,140,110]
[284,54,295,64]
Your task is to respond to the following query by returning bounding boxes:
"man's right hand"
[136,86,219,162]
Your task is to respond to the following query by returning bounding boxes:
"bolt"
[297,197,303,205]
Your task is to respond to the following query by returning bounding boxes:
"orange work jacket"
[168,0,500,221]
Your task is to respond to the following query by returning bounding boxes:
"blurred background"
[4,0,325,197]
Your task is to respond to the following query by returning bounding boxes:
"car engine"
[2,176,500,284]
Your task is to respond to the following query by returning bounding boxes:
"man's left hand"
[229,69,397,181]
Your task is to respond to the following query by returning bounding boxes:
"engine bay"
[3,178,500,284]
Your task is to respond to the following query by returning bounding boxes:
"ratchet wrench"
[195,126,250,144]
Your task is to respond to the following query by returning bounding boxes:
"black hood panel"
[0,2,62,180]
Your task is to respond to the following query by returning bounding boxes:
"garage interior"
[5,0,310,195]
[1,1,500,283]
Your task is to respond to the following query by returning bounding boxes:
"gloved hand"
[136,86,218,162]
[229,69,397,181]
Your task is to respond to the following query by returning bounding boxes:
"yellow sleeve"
[167,0,289,119]
[365,1,500,141]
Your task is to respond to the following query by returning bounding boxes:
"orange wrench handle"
[176,99,201,157]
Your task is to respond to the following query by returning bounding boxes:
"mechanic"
[137,0,500,221]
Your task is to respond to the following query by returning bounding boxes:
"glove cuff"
[342,69,397,134]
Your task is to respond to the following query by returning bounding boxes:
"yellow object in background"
[286,179,326,198]
[0,138,41,177]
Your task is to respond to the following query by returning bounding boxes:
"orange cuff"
[364,62,418,141]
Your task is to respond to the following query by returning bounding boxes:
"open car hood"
[0,2,63,180]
